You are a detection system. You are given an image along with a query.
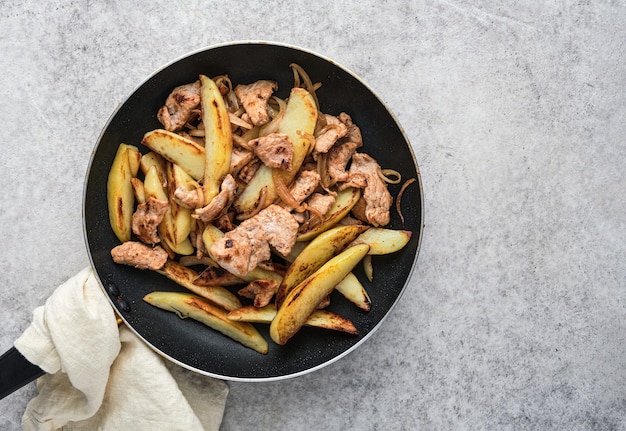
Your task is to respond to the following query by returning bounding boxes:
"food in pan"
[107,64,413,352]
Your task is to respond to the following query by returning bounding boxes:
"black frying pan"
[1,42,423,392]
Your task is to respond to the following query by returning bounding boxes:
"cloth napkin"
[14,267,229,431]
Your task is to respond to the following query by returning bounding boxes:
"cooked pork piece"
[344,153,392,227]
[156,81,201,131]
[131,197,169,244]
[195,174,237,223]
[306,192,335,216]
[209,205,299,277]
[237,159,262,184]
[173,186,203,209]
[288,170,320,206]
[314,114,348,153]
[229,146,254,175]
[338,112,363,148]
[237,280,278,307]
[327,140,361,185]
[111,241,168,270]
[234,80,278,126]
[248,133,294,170]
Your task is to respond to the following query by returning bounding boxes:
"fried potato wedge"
[335,272,371,311]
[270,243,370,345]
[167,163,193,244]
[350,228,412,255]
[199,74,232,203]
[276,224,369,308]
[143,291,268,354]
[142,129,205,180]
[234,88,317,213]
[228,304,358,334]
[297,187,361,242]
[107,143,140,243]
[156,259,242,311]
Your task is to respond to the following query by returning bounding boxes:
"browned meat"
[234,80,278,126]
[229,146,254,175]
[156,81,201,131]
[195,174,237,222]
[131,197,169,244]
[344,153,392,227]
[327,140,361,185]
[173,186,203,209]
[237,280,278,307]
[209,204,299,276]
[111,241,168,270]
[289,170,320,205]
[306,193,335,216]
[314,114,348,153]
[338,112,363,148]
[248,133,294,170]
[238,159,262,184]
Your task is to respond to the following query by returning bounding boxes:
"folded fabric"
[14,267,229,431]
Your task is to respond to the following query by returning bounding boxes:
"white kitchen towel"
[14,267,229,431]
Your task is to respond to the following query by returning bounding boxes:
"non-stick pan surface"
[83,42,423,381]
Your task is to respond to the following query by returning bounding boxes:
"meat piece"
[195,174,237,223]
[210,205,299,276]
[173,186,203,209]
[327,140,360,185]
[289,170,320,206]
[234,80,278,126]
[157,81,201,131]
[229,146,254,175]
[131,197,169,244]
[111,241,168,270]
[237,280,278,307]
[306,193,335,216]
[338,112,363,148]
[344,153,392,227]
[314,114,348,153]
[248,133,294,170]
[238,159,262,184]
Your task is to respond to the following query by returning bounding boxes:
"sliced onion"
[289,63,320,110]
[229,112,253,129]
[396,177,416,227]
[259,96,286,137]
[273,171,303,210]
[378,168,402,184]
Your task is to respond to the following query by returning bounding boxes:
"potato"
[228,304,357,334]
[199,74,232,203]
[107,143,140,243]
[143,291,268,354]
[335,272,371,311]
[142,129,205,180]
[275,224,369,308]
[234,88,318,213]
[350,228,412,255]
[269,243,370,345]
[167,163,193,244]
[156,259,242,312]
[297,187,362,242]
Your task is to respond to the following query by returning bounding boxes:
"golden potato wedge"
[107,143,140,243]
[335,272,371,311]
[363,255,374,282]
[350,228,412,255]
[276,224,369,308]
[156,259,242,311]
[140,151,167,182]
[167,163,193,244]
[270,243,370,345]
[228,304,358,334]
[297,187,362,242]
[199,74,232,203]
[131,178,146,204]
[142,129,205,180]
[234,88,317,214]
[143,291,268,354]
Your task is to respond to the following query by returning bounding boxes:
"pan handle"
[0,346,45,400]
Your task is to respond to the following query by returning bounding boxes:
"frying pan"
[1,42,423,394]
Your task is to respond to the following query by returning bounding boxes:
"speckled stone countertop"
[1,2,625,430]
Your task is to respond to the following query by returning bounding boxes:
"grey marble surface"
[1,1,625,430]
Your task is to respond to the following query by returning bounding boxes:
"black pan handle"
[0,346,45,400]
